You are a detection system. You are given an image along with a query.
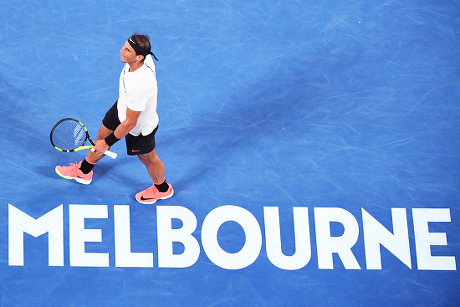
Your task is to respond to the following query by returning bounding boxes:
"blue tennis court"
[1,0,459,306]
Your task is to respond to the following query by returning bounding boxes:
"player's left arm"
[113,107,141,139]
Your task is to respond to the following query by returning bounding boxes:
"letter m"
[8,204,64,266]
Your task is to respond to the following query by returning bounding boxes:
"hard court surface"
[0,0,459,306]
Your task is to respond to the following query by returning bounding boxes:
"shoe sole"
[55,167,92,185]
[136,189,174,205]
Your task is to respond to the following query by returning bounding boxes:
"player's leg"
[55,122,113,184]
[81,102,121,169]
[55,102,120,184]
[96,124,115,141]
[85,123,114,164]
[136,149,174,204]
[138,149,166,183]
[127,127,173,204]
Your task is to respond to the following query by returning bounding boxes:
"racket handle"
[104,150,118,159]
[91,148,117,159]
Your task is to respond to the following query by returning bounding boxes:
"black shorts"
[102,101,158,156]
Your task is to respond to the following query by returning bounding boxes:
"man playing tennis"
[56,33,173,205]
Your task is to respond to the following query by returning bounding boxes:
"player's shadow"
[159,56,338,192]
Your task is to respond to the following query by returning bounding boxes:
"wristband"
[105,132,120,147]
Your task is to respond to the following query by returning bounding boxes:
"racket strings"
[51,120,87,150]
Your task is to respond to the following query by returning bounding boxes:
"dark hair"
[130,33,152,62]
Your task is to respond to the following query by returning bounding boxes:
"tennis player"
[55,33,173,205]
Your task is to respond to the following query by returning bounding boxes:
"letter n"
[362,208,411,269]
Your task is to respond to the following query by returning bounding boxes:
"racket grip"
[104,150,118,159]
[91,148,117,159]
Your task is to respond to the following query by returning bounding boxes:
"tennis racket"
[50,118,117,159]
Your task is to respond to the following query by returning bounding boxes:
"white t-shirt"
[117,60,159,136]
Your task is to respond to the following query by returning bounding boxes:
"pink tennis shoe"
[135,183,174,204]
[55,161,93,185]
[56,162,173,204]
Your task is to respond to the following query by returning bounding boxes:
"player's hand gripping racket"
[50,118,117,159]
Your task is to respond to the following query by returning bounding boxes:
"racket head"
[50,118,90,152]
